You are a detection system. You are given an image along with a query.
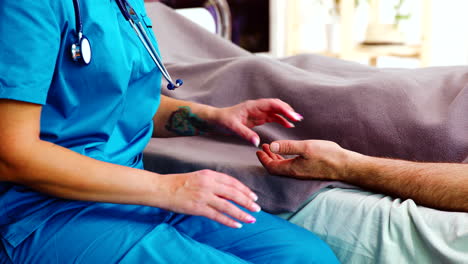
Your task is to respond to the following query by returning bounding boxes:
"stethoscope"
[70,0,183,90]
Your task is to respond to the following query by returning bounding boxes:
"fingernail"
[270,142,280,153]
[252,203,262,212]
[251,137,260,148]
[250,192,258,201]
[246,215,257,224]
[234,222,243,228]
[289,111,303,121]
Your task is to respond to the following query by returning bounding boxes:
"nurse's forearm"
[152,95,218,137]
[1,139,162,207]
[1,139,262,228]
[346,153,468,211]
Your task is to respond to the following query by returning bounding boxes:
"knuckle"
[212,212,226,223]
[233,180,250,193]
[192,192,206,202]
[229,190,250,206]
[196,172,215,186]
[239,183,251,194]
[283,143,292,153]
[304,142,313,153]
[195,179,208,188]
[222,175,236,186]
[205,210,218,221]
[273,98,283,105]
[239,130,250,138]
[189,201,204,214]
[227,191,241,202]
[217,172,229,180]
[199,169,211,176]
[224,118,234,126]
[234,210,246,221]
[240,196,253,208]
[222,203,243,219]
[220,199,234,209]
[331,141,341,148]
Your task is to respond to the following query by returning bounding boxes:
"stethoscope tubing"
[72,0,83,35]
[118,0,182,89]
[132,20,174,85]
[72,0,182,90]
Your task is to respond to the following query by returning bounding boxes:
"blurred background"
[150,0,468,68]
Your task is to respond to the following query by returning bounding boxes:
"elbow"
[0,152,23,183]
[0,139,39,183]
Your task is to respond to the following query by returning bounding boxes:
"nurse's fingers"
[204,205,244,229]
[267,114,295,128]
[215,184,261,213]
[231,123,260,147]
[215,173,259,202]
[256,99,303,122]
[210,195,257,225]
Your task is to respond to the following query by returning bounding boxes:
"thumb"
[270,140,307,155]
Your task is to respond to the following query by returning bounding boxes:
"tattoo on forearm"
[165,106,213,136]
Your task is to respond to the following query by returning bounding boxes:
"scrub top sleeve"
[0,1,62,105]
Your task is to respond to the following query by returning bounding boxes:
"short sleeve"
[0,1,62,105]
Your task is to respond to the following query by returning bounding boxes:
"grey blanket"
[143,3,468,213]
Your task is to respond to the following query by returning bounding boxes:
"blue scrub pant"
[1,203,339,263]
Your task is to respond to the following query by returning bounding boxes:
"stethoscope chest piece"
[71,34,92,65]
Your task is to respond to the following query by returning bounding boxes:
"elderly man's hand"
[256,140,354,181]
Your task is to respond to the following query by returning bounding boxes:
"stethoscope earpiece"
[167,79,183,90]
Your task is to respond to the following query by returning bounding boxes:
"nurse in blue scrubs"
[0,1,339,263]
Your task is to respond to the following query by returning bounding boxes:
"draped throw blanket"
[143,3,468,213]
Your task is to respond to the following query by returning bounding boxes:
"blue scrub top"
[0,0,162,247]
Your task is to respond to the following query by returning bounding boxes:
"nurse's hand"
[157,169,261,228]
[212,99,303,147]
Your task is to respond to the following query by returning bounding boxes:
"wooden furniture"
[339,0,432,66]
[280,0,432,66]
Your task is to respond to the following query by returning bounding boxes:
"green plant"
[318,0,412,26]
[354,0,411,25]
[393,0,411,25]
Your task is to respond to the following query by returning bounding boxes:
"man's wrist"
[339,149,369,182]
